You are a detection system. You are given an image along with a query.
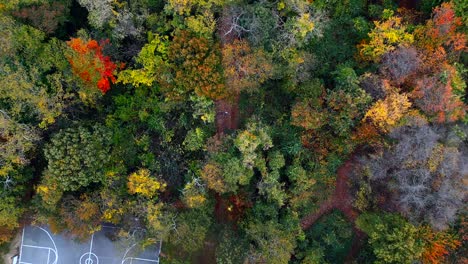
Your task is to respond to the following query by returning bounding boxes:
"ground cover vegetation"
[0,0,466,263]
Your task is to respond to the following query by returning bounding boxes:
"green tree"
[356,212,425,264]
[42,125,112,192]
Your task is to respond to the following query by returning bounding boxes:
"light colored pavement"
[18,226,160,264]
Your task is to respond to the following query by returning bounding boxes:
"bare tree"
[380,46,421,86]
[360,121,467,230]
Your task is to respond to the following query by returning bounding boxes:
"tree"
[181,177,207,208]
[127,168,166,198]
[358,12,414,62]
[12,1,69,34]
[77,0,147,40]
[166,206,213,256]
[361,121,467,230]
[166,30,226,100]
[291,99,327,131]
[0,16,73,127]
[325,66,372,137]
[222,39,273,95]
[117,33,169,87]
[164,0,225,16]
[379,46,421,86]
[215,228,249,264]
[418,225,461,264]
[118,31,226,100]
[296,211,354,263]
[356,212,425,264]
[41,125,112,193]
[245,220,298,264]
[412,68,466,123]
[234,122,273,169]
[77,0,114,29]
[0,111,39,177]
[0,196,23,244]
[414,2,465,55]
[363,87,412,132]
[67,37,122,95]
[200,161,227,193]
[58,194,103,240]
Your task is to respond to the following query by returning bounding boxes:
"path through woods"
[300,155,366,261]
[215,8,240,135]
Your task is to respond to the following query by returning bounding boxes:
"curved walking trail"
[301,155,366,261]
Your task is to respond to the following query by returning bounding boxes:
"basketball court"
[18,225,161,264]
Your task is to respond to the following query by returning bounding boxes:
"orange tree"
[418,225,461,264]
[67,37,122,95]
[222,39,273,97]
[166,30,226,100]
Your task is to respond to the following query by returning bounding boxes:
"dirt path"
[300,155,366,261]
[215,97,239,135]
[215,8,240,136]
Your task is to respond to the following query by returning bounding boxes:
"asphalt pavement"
[18,225,160,264]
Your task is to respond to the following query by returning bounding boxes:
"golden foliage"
[200,161,226,193]
[358,14,414,62]
[127,169,165,198]
[363,87,412,132]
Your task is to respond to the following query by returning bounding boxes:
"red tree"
[67,38,122,94]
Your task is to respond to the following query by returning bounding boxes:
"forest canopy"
[0,0,467,263]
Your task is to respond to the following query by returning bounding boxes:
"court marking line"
[122,257,159,263]
[37,226,59,264]
[22,245,58,251]
[80,233,99,264]
[121,243,160,264]
[19,226,59,264]
[18,228,25,264]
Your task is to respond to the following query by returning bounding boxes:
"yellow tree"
[358,11,414,62]
[127,169,166,199]
[363,84,412,132]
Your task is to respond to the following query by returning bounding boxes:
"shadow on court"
[19,226,160,264]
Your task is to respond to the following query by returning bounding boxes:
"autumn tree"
[59,194,103,240]
[358,11,414,62]
[363,85,412,132]
[414,2,466,56]
[222,39,273,96]
[379,46,421,86]
[291,99,327,131]
[419,225,461,264]
[166,30,226,100]
[119,31,226,100]
[200,161,227,193]
[412,67,466,123]
[12,1,69,34]
[360,121,467,230]
[127,168,166,198]
[67,37,122,96]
